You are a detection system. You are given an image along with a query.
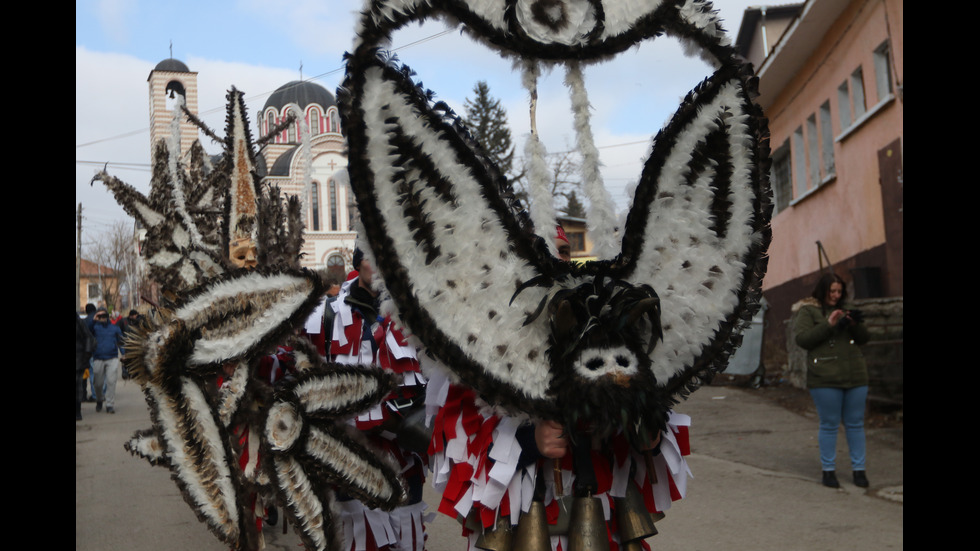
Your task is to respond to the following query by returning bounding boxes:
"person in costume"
[215,237,297,542]
[426,228,691,551]
[328,248,429,551]
[554,226,571,263]
[793,273,871,489]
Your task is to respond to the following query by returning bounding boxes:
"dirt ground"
[708,372,904,429]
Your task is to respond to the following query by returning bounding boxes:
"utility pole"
[76,203,83,312]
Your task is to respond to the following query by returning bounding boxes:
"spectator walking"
[84,303,98,401]
[76,313,95,421]
[89,307,124,413]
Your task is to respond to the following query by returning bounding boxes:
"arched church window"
[327,253,345,281]
[165,81,186,112]
[287,107,299,143]
[311,181,320,231]
[265,109,277,137]
[329,179,339,231]
[309,108,320,136]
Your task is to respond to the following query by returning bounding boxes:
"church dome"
[264,80,336,112]
[154,58,190,72]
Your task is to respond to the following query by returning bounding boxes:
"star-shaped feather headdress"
[93,87,407,551]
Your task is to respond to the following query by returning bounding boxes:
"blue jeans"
[809,386,868,471]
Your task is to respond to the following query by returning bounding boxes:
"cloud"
[76,47,303,240]
[77,0,759,240]
[94,0,136,46]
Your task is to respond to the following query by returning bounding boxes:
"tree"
[563,190,586,218]
[463,82,584,214]
[86,220,144,313]
[463,82,522,187]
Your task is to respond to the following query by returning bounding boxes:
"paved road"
[76,378,902,550]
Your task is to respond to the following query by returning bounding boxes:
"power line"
[76,29,457,152]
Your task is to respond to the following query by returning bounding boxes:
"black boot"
[853,470,869,488]
[822,471,840,488]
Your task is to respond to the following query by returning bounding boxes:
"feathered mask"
[93,88,407,551]
[338,0,772,447]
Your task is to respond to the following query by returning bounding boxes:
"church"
[148,57,354,282]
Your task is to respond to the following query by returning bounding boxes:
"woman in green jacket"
[793,273,870,489]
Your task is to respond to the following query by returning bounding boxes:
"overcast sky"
[76,0,761,248]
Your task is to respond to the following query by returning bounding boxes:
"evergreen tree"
[563,190,586,218]
[463,81,521,186]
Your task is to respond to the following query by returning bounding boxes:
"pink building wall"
[764,0,902,291]
[748,0,903,372]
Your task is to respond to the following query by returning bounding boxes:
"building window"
[287,108,299,143]
[164,80,186,112]
[819,101,835,178]
[265,109,278,137]
[836,81,852,129]
[850,68,866,120]
[329,179,339,231]
[327,108,341,133]
[806,114,819,189]
[873,41,893,102]
[771,140,792,213]
[311,181,320,231]
[87,283,101,301]
[309,108,320,136]
[792,126,806,197]
[327,253,346,280]
[837,66,867,133]
[567,231,585,253]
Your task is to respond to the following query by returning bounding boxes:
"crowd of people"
[75,304,143,420]
[77,233,874,551]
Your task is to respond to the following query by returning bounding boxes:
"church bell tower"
[147,57,200,159]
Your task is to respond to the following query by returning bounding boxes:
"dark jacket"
[90,320,123,360]
[76,315,95,372]
[793,298,870,389]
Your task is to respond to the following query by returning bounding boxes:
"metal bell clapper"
[474,514,513,551]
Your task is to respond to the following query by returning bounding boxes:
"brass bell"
[474,514,513,551]
[513,501,552,551]
[619,539,646,551]
[567,495,610,551]
[614,483,658,543]
[550,459,572,535]
[548,495,574,536]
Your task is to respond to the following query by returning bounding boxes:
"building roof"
[751,0,853,109]
[79,258,117,277]
[735,3,805,60]
[264,80,336,113]
[153,58,191,73]
[268,146,298,176]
